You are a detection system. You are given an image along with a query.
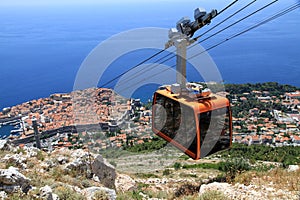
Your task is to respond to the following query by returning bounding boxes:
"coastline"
[1,82,299,149]
[0,87,137,146]
[1,80,300,111]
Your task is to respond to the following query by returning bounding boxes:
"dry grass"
[174,184,200,198]
[234,171,255,186]
[54,185,85,200]
[256,168,300,191]
[25,169,55,188]
[235,167,300,192]
[163,190,229,200]
[198,190,230,200]
[0,150,13,168]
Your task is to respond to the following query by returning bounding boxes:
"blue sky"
[1,0,298,7]
[1,0,298,13]
[0,0,225,7]
[0,0,200,6]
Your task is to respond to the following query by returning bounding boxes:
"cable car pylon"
[152,7,233,160]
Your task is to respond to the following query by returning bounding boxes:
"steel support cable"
[116,0,276,87]
[193,0,258,42]
[188,3,300,61]
[217,0,239,16]
[119,3,300,93]
[115,50,176,86]
[99,49,167,88]
[101,0,239,88]
[197,0,279,44]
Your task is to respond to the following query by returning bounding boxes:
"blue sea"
[0,0,300,111]
[0,125,13,139]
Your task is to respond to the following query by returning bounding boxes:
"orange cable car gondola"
[152,7,233,160]
[152,84,232,160]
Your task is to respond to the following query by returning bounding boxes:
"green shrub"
[16,148,26,155]
[173,162,181,170]
[54,186,85,200]
[93,190,109,200]
[219,158,251,182]
[125,137,167,153]
[117,191,143,200]
[109,161,117,167]
[145,190,169,199]
[182,163,220,170]
[199,190,229,200]
[179,154,190,160]
[220,143,300,166]
[9,192,35,200]
[51,167,65,181]
[174,184,200,198]
[136,182,149,190]
[135,173,159,179]
[253,163,275,172]
[163,169,171,176]
[80,179,92,188]
[5,161,16,169]
[179,173,197,178]
[36,150,45,161]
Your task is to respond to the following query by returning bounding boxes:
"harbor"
[0,119,23,140]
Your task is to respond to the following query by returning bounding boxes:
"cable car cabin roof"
[154,86,230,113]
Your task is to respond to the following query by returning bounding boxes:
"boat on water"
[10,129,23,134]
[11,121,20,126]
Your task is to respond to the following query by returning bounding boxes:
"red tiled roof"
[293,136,300,141]
[286,92,300,97]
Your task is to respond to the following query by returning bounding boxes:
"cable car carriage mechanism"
[152,7,233,160]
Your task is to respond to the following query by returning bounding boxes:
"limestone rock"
[64,158,88,173]
[92,174,100,182]
[82,186,116,200]
[0,191,7,200]
[41,159,57,171]
[70,149,90,160]
[115,173,136,192]
[40,185,52,199]
[57,156,69,164]
[23,146,39,158]
[3,154,27,169]
[0,167,31,193]
[0,140,10,151]
[91,155,116,189]
[287,165,299,172]
[39,185,59,200]
[64,149,91,173]
[199,182,231,193]
[51,194,59,200]
[139,192,148,198]
[40,162,50,171]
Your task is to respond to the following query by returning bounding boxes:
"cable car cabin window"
[153,94,197,155]
[199,107,231,158]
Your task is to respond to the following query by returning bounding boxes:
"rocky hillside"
[0,139,299,200]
